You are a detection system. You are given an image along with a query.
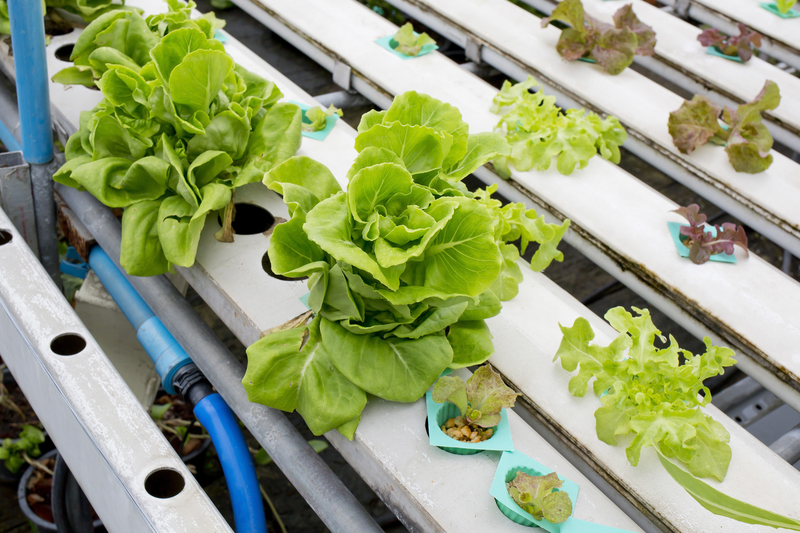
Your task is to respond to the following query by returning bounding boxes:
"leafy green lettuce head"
[54,7,303,276]
[491,76,627,176]
[244,91,569,439]
[554,306,737,481]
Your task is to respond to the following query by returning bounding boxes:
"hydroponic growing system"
[0,0,799,531]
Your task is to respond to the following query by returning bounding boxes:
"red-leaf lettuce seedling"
[672,204,748,265]
[698,23,762,62]
[540,0,656,75]
[507,471,573,524]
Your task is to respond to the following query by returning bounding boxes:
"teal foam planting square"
[375,35,438,60]
[299,292,311,310]
[425,392,514,455]
[760,2,800,17]
[706,46,744,63]
[213,29,229,43]
[667,222,736,264]
[290,101,340,141]
[577,57,596,64]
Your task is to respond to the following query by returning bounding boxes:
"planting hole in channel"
[144,468,185,499]
[262,251,307,282]
[0,229,12,246]
[231,203,275,235]
[55,44,74,62]
[50,333,86,356]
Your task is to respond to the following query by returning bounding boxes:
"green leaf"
[169,49,234,112]
[464,364,517,427]
[244,316,368,436]
[355,121,447,175]
[724,80,780,174]
[69,156,169,208]
[432,374,469,415]
[52,66,95,87]
[157,195,204,267]
[150,402,172,420]
[448,319,495,368]
[302,104,342,132]
[657,450,800,530]
[441,132,511,181]
[357,109,386,133]
[382,91,468,168]
[507,471,573,524]
[254,447,272,466]
[120,200,170,276]
[668,95,725,155]
[320,317,453,402]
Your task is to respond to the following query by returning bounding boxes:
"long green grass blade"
[657,451,800,530]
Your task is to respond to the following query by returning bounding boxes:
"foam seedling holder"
[290,101,340,141]
[375,34,438,60]
[759,2,800,18]
[706,46,744,63]
[425,391,514,455]
[667,222,737,264]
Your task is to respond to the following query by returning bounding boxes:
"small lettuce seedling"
[0,425,45,474]
[303,105,343,132]
[673,204,748,265]
[698,24,761,62]
[392,22,436,56]
[507,471,572,524]
[668,80,780,173]
[777,0,798,14]
[433,365,518,443]
[541,0,656,75]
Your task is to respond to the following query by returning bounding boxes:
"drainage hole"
[734,416,743,423]
[54,44,74,62]
[755,404,763,411]
[231,203,275,235]
[50,333,86,356]
[0,229,11,245]
[144,468,185,499]
[262,250,307,282]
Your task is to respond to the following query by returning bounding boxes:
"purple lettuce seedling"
[540,0,656,75]
[673,204,748,265]
[668,80,780,173]
[433,365,518,443]
[507,471,573,524]
[698,24,762,62]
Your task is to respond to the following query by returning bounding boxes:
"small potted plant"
[490,450,579,530]
[375,22,438,59]
[668,204,748,265]
[426,365,518,454]
[698,24,762,62]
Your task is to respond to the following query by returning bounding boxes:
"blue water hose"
[195,394,267,533]
[87,247,267,533]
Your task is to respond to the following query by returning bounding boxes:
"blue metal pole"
[7,0,52,164]
[7,0,62,289]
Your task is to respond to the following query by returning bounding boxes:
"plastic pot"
[18,449,59,532]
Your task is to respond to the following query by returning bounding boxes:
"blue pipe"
[195,394,268,533]
[87,246,267,532]
[0,119,22,153]
[88,247,192,394]
[7,0,53,164]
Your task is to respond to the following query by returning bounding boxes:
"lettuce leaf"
[777,0,797,14]
[554,307,737,480]
[491,76,626,176]
[302,104,342,132]
[668,81,780,173]
[541,0,656,75]
[433,364,518,427]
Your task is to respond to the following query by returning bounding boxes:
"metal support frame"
[6,0,60,288]
[771,424,800,464]
[0,205,232,533]
[55,185,384,533]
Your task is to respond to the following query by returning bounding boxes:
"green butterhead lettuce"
[391,22,436,57]
[54,1,302,275]
[491,77,626,176]
[507,471,573,524]
[244,91,569,438]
